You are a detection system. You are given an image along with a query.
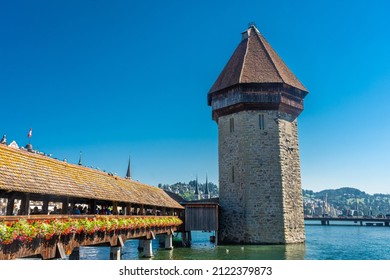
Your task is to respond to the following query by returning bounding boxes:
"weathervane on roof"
[27,128,32,143]
[26,128,33,152]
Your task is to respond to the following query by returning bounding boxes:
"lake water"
[79,223,390,260]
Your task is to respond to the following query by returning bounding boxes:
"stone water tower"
[208,25,308,244]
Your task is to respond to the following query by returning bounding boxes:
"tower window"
[230,117,234,133]
[231,166,235,183]
[259,114,265,130]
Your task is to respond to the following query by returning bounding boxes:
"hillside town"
[157,183,390,218]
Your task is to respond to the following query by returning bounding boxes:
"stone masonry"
[218,110,305,244]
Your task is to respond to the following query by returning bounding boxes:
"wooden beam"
[112,201,118,215]
[89,199,97,215]
[153,206,157,216]
[62,197,69,214]
[42,199,49,215]
[6,197,15,215]
[56,243,66,259]
[20,193,30,215]
[126,203,131,216]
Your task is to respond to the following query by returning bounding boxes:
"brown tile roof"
[209,25,307,94]
[0,144,183,209]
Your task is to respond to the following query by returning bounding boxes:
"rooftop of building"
[208,25,308,95]
[0,143,183,209]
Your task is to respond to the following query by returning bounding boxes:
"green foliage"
[158,180,219,201]
[0,216,183,246]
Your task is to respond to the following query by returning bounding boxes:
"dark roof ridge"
[238,37,249,83]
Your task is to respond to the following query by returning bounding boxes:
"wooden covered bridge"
[0,144,184,259]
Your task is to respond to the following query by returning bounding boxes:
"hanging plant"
[0,216,182,248]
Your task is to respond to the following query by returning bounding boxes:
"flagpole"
[28,128,32,145]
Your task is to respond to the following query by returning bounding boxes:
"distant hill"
[158,180,218,201]
[157,182,390,216]
[303,187,390,216]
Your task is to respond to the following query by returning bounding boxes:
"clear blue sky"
[1,0,390,194]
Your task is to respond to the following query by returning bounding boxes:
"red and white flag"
[27,128,32,138]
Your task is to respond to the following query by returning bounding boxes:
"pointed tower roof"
[194,175,199,195]
[208,25,309,121]
[78,151,82,166]
[208,25,307,95]
[125,156,131,179]
[204,175,209,195]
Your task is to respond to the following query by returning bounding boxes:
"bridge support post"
[182,231,192,247]
[137,239,144,251]
[321,220,326,226]
[110,246,121,260]
[165,234,173,250]
[142,240,153,258]
[69,247,80,260]
[385,222,389,227]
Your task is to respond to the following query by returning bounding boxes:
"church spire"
[125,156,131,179]
[78,151,82,166]
[194,175,200,200]
[204,175,210,199]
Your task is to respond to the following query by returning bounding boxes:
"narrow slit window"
[230,117,234,133]
[231,166,235,183]
[259,114,265,130]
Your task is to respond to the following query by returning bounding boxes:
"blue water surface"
[78,224,390,260]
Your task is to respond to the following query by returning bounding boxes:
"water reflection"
[62,225,390,260]
[128,232,306,260]
[79,231,305,260]
[284,243,306,260]
[78,232,306,260]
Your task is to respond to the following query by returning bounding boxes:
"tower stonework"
[208,25,308,244]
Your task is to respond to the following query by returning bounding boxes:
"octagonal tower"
[208,25,308,244]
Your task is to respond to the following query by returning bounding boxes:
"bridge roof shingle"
[0,144,183,209]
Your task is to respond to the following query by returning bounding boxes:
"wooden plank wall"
[185,205,217,231]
